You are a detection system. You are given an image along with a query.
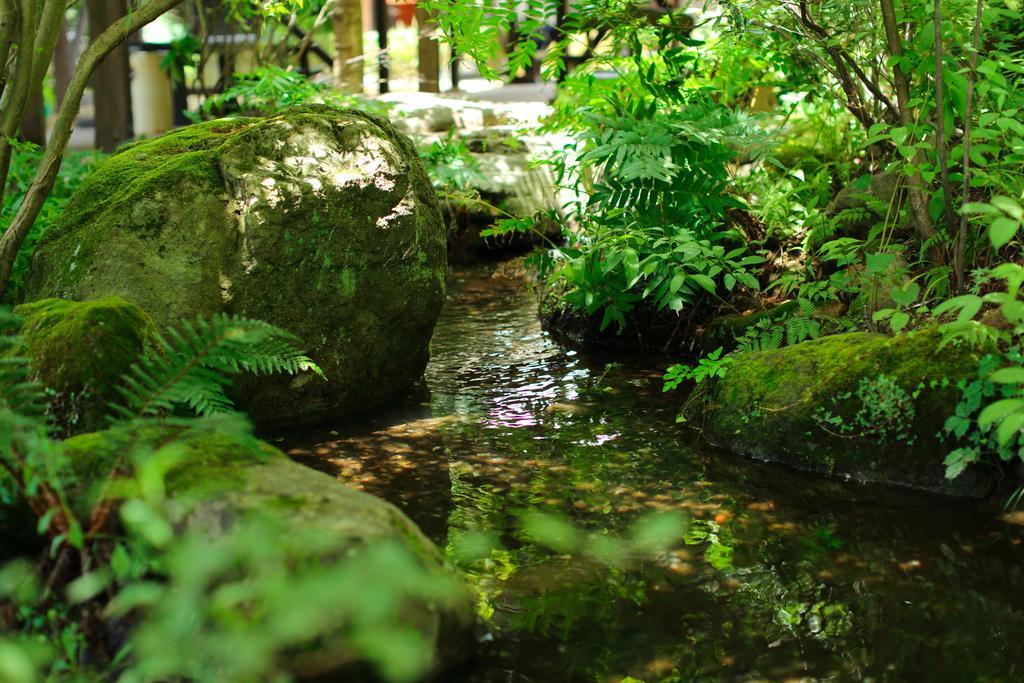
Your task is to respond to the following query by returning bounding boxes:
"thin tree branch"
[0,0,186,299]
[839,51,898,122]
[0,0,17,101]
[933,0,956,236]
[788,1,880,133]
[879,0,944,266]
[955,0,984,292]
[0,0,40,208]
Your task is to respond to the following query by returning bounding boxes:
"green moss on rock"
[63,424,475,675]
[26,105,448,427]
[10,297,152,434]
[701,328,993,496]
[697,301,798,353]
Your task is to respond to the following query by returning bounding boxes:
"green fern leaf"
[111,315,323,421]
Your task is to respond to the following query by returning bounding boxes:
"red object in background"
[386,0,416,26]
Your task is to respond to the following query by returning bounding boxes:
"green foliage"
[663,347,732,392]
[540,88,765,329]
[964,194,1024,250]
[0,306,469,683]
[159,35,201,84]
[1,143,105,304]
[418,131,486,196]
[449,502,690,638]
[111,520,461,683]
[942,352,1022,480]
[0,308,47,420]
[873,280,921,333]
[815,374,920,445]
[415,131,499,222]
[684,519,734,572]
[935,263,1024,347]
[734,302,823,352]
[199,66,387,118]
[111,314,322,420]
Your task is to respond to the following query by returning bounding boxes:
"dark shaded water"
[284,264,1024,683]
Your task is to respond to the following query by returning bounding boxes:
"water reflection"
[284,263,1024,682]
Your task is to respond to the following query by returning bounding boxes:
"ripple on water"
[283,263,1024,683]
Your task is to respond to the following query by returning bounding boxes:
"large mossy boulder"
[26,106,447,426]
[701,328,993,497]
[10,297,152,434]
[64,425,476,678]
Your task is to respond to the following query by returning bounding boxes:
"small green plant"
[735,304,823,352]
[942,351,1022,481]
[159,35,201,84]
[815,374,919,444]
[199,65,386,118]
[663,347,733,392]
[872,279,921,334]
[111,314,323,420]
[418,132,486,198]
[1,142,105,304]
[683,519,734,572]
[964,194,1024,250]
[935,263,1024,347]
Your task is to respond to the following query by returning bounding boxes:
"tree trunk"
[879,0,945,267]
[53,14,77,107]
[88,0,133,151]
[417,7,440,93]
[0,0,184,300]
[331,0,363,91]
[20,87,46,146]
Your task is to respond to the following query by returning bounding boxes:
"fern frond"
[0,308,49,420]
[111,314,323,421]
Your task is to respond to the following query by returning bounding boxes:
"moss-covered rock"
[26,105,447,427]
[696,301,799,353]
[701,328,993,497]
[64,425,476,677]
[9,297,151,434]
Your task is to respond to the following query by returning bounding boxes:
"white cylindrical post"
[130,50,174,137]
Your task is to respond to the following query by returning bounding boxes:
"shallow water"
[284,263,1024,683]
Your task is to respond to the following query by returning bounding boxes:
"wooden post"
[332,0,364,90]
[88,0,133,150]
[416,6,439,92]
[374,0,389,93]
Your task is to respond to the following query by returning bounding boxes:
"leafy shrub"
[1,143,105,304]
[199,65,388,118]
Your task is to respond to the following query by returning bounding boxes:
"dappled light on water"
[284,264,1024,682]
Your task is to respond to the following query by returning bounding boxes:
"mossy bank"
[699,328,993,497]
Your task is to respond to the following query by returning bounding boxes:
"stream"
[283,262,1024,682]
